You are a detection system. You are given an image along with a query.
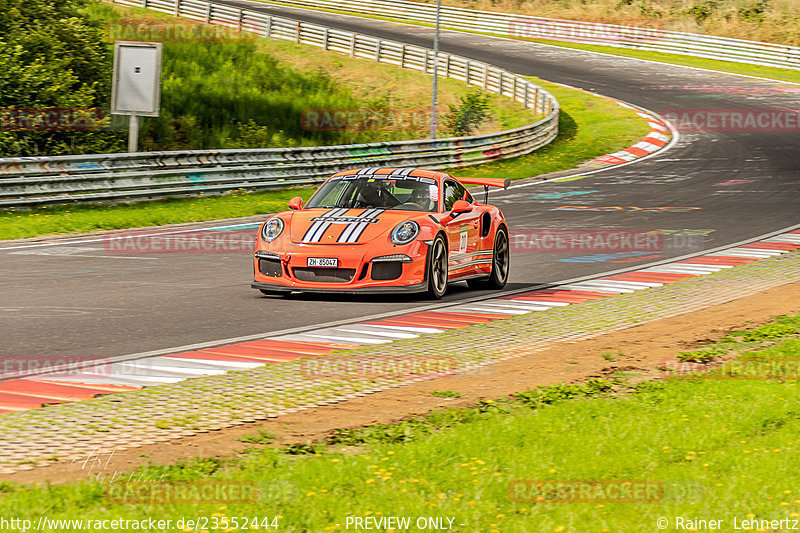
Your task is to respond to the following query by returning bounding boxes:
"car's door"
[441,179,480,277]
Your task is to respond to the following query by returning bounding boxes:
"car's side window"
[443,180,472,210]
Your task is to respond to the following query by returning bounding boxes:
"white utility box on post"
[111,41,163,153]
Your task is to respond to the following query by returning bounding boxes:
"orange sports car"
[251,167,510,298]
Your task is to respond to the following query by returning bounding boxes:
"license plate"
[307,257,338,268]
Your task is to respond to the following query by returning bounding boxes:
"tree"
[0,0,124,156]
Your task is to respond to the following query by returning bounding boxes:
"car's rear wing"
[455,177,510,190]
[455,177,510,203]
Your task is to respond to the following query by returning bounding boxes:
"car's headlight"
[390,221,420,245]
[261,218,284,242]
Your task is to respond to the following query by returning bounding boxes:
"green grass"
[238,429,276,445]
[0,76,648,240]
[81,2,409,151]
[4,315,800,531]
[82,1,536,153]
[430,390,463,398]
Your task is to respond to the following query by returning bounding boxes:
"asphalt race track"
[1,2,798,361]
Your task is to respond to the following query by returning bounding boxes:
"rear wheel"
[426,234,448,299]
[467,226,509,290]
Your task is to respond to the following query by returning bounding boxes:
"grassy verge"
[0,74,648,240]
[3,315,800,531]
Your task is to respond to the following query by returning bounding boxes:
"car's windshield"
[305,176,439,211]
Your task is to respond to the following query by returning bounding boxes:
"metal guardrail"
[0,0,558,208]
[264,0,800,71]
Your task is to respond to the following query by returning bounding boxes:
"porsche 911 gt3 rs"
[251,167,510,299]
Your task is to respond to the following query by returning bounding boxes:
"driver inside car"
[397,183,434,211]
[355,180,399,208]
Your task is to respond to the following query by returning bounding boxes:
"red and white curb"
[592,103,671,166]
[1,230,798,414]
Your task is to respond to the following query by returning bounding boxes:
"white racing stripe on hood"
[338,208,385,243]
[301,207,349,243]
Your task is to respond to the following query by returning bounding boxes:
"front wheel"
[426,234,449,299]
[467,226,509,290]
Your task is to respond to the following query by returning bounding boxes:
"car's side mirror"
[288,197,303,210]
[449,199,472,218]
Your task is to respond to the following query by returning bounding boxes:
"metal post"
[128,115,139,153]
[429,0,441,139]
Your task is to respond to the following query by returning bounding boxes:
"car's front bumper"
[251,280,428,295]
[251,240,429,293]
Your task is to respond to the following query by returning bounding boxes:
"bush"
[444,91,494,136]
